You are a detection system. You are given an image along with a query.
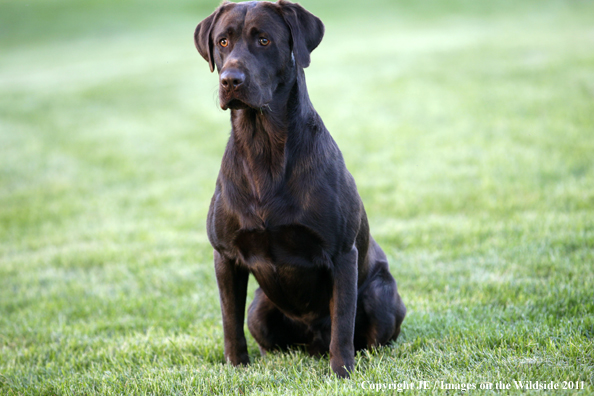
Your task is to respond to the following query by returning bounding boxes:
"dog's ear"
[277,0,324,68]
[194,4,226,73]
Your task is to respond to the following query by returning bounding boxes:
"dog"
[194,0,406,378]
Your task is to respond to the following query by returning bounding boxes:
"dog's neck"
[227,68,314,200]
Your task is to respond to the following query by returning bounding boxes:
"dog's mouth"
[220,83,272,111]
[220,86,270,112]
[222,98,250,111]
[220,89,252,110]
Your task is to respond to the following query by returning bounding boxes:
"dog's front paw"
[330,357,354,379]
[226,352,250,366]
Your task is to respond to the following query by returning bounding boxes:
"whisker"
[259,104,272,114]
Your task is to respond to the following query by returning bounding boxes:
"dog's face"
[210,2,292,111]
[194,0,324,111]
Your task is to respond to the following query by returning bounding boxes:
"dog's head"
[194,0,324,110]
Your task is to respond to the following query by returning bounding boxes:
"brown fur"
[194,0,406,378]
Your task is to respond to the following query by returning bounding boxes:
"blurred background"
[1,0,593,393]
[2,0,592,251]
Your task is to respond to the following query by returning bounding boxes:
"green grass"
[1,0,593,394]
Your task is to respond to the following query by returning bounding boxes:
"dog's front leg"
[214,250,250,366]
[329,246,358,378]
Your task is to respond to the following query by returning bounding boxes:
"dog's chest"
[232,223,329,268]
[232,224,333,316]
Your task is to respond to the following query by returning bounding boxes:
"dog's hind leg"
[354,238,406,350]
[247,288,309,354]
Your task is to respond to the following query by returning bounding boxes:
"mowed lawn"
[1,0,593,394]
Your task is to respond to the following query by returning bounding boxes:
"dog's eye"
[258,38,270,46]
[219,38,229,48]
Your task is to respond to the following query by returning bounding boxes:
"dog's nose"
[220,69,245,91]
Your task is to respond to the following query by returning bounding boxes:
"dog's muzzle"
[220,68,245,92]
[219,68,250,110]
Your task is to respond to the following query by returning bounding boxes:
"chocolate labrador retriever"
[194,0,406,378]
